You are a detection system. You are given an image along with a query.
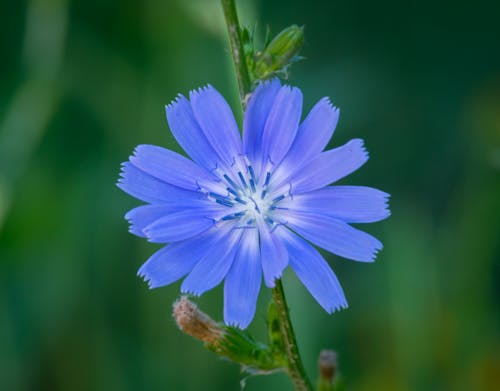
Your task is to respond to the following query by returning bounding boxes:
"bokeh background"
[1,0,499,390]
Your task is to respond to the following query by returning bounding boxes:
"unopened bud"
[172,296,282,372]
[318,350,338,381]
[255,25,304,79]
[173,296,224,346]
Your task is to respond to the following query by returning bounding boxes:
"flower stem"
[220,2,312,389]
[272,279,314,391]
[220,0,252,103]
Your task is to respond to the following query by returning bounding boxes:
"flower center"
[206,158,287,228]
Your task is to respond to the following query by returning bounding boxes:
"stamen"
[249,179,256,193]
[260,190,267,199]
[209,192,228,200]
[221,211,246,221]
[264,172,271,186]
[216,199,234,207]
[227,187,238,196]
[247,197,261,213]
[237,172,248,189]
[223,174,238,190]
[209,192,234,207]
[269,206,288,211]
[272,194,285,203]
[248,165,256,183]
[234,197,248,205]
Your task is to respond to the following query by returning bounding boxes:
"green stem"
[220,2,312,389]
[272,279,313,391]
[220,0,252,103]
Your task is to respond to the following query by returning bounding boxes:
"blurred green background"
[1,0,499,390]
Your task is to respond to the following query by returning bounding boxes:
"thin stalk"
[272,279,313,391]
[220,2,312,389]
[220,0,252,103]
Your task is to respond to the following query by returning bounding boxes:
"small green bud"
[255,25,304,80]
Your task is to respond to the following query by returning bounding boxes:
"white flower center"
[207,158,288,228]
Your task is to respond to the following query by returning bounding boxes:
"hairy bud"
[173,296,224,346]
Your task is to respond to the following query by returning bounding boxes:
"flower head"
[118,79,390,329]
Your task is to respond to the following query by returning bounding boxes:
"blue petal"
[138,228,222,288]
[279,228,347,313]
[260,85,303,167]
[285,139,368,194]
[258,222,288,288]
[165,94,220,171]
[284,210,383,262]
[144,209,217,243]
[224,229,262,328]
[125,205,176,237]
[190,85,243,167]
[243,79,281,173]
[281,186,390,223]
[181,227,242,296]
[280,97,339,169]
[130,144,217,190]
[118,162,201,203]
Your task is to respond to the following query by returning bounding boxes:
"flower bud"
[173,296,224,345]
[318,350,337,381]
[255,25,304,79]
[173,296,283,372]
[317,350,344,391]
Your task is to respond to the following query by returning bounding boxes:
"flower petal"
[281,186,390,223]
[283,97,339,166]
[260,85,303,167]
[190,85,243,166]
[181,227,242,296]
[279,228,347,313]
[125,205,176,237]
[144,209,218,243]
[283,210,383,262]
[138,229,221,288]
[258,222,288,288]
[117,162,200,203]
[130,144,217,190]
[165,94,220,171]
[224,229,262,328]
[283,139,369,194]
[243,79,281,172]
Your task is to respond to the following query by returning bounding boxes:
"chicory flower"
[118,79,390,328]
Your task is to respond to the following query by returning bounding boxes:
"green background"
[1,0,499,390]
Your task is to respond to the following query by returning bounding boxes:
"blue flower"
[118,79,390,329]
